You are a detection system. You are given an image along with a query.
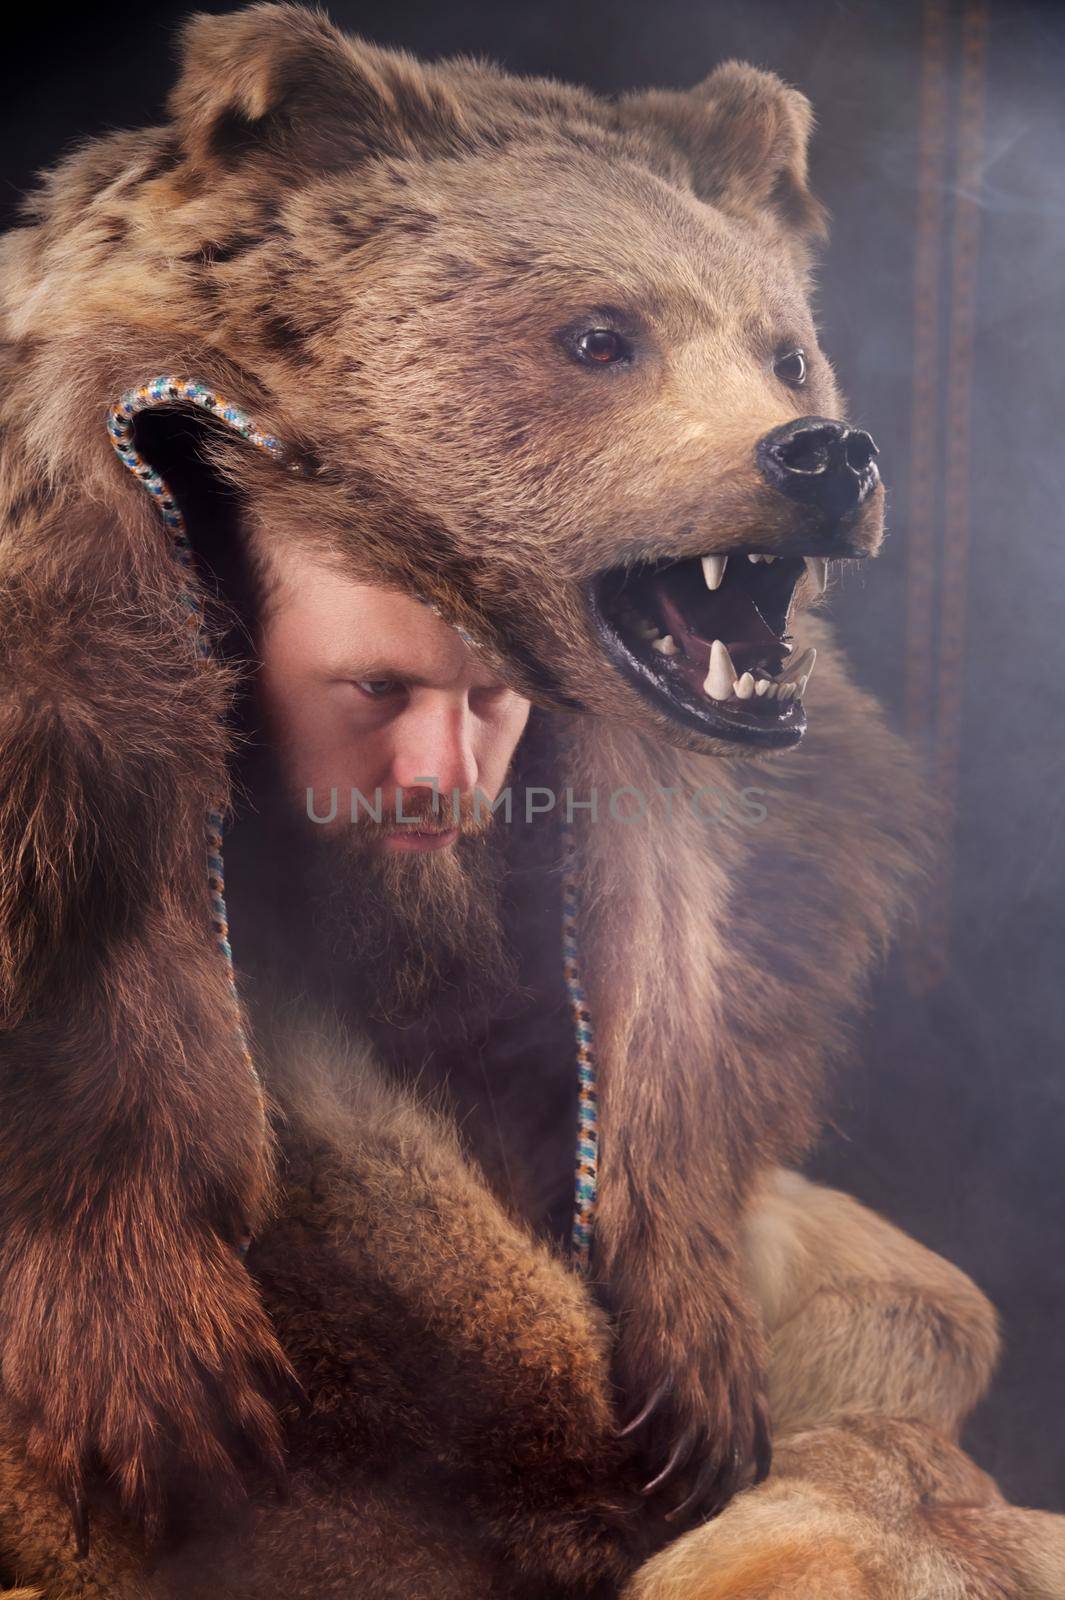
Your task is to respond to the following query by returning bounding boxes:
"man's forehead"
[262,536,500,687]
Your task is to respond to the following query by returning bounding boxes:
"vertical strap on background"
[904,1,990,993]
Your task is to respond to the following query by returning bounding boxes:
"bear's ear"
[169,2,464,173]
[619,61,828,247]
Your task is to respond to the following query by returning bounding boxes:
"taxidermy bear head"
[14,2,881,758]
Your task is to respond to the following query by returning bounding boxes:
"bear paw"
[0,1220,294,1550]
[614,1308,772,1529]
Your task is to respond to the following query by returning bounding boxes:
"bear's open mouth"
[587,551,844,748]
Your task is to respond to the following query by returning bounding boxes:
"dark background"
[4,0,1062,1509]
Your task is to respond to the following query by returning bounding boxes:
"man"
[241,536,530,1023]
[225,534,583,1244]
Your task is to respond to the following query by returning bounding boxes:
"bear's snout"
[756,416,880,527]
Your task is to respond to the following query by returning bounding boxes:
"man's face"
[256,539,531,845]
[252,538,532,1022]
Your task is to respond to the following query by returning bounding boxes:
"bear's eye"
[573,329,632,366]
[774,348,807,388]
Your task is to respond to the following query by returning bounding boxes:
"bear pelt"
[0,0,929,1578]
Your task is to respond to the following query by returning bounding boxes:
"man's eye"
[355,679,401,698]
[470,682,510,712]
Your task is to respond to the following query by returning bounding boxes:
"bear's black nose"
[756,416,880,520]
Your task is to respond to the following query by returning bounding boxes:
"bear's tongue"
[652,561,787,685]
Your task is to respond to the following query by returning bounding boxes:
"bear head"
[31,3,884,757]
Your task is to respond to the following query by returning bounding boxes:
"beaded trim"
[108,378,284,1104]
[107,375,598,1267]
[561,816,599,1268]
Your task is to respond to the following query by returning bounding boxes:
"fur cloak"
[0,6,929,1593]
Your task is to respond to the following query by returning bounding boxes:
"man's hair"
[241,522,284,642]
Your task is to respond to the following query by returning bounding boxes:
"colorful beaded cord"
[107,376,599,1268]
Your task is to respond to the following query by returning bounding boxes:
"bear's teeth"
[755,679,771,697]
[703,640,736,700]
[701,554,728,591]
[734,672,755,699]
[635,619,660,640]
[652,634,678,656]
[805,557,828,596]
[779,645,817,685]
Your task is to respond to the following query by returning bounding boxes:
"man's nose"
[391,700,479,799]
[756,416,879,521]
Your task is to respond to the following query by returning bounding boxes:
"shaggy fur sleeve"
[0,527,290,1527]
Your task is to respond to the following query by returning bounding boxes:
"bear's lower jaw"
[586,550,854,749]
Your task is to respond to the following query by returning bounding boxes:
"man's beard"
[301,792,518,1028]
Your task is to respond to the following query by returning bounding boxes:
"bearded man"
[224,537,579,1244]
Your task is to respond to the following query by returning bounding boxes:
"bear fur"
[5,7,1045,1596]
[0,1130,1059,1598]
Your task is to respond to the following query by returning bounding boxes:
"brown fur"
[2,6,1059,1596]
[0,549,290,1518]
[626,1418,1065,1600]
[619,1179,1063,1599]
[0,1044,1053,1597]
